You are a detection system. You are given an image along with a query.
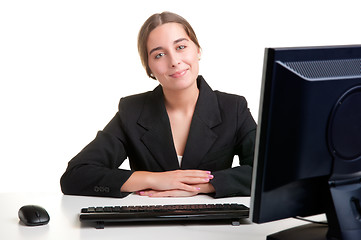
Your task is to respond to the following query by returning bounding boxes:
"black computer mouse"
[18,205,50,226]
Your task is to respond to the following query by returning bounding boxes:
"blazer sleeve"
[210,96,257,198]
[60,113,133,198]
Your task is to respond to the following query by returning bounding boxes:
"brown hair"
[137,11,201,79]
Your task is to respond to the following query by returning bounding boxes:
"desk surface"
[0,192,326,240]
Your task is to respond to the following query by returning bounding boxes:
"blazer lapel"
[137,85,179,171]
[181,76,222,169]
[137,76,222,171]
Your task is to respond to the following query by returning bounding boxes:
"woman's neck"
[163,82,199,113]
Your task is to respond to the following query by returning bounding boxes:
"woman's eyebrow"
[149,46,163,55]
[174,38,188,44]
[149,38,189,55]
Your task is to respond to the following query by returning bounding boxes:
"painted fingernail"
[208,175,214,179]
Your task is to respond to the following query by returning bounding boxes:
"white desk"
[0,192,326,240]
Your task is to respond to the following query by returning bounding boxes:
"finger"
[173,171,214,184]
[177,182,201,192]
[176,170,212,178]
[149,190,198,198]
[137,190,155,196]
[138,190,169,197]
[179,176,213,185]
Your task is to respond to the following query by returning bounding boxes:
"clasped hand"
[121,169,215,197]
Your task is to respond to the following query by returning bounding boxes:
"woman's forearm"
[120,171,153,192]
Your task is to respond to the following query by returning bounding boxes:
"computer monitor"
[250,45,361,240]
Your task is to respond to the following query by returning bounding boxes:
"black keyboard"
[80,203,249,229]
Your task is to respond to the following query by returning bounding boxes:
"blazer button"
[94,186,110,193]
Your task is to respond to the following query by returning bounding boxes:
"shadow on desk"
[80,218,252,229]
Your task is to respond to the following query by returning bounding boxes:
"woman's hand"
[136,182,216,197]
[137,189,199,197]
[147,170,213,192]
[121,170,214,195]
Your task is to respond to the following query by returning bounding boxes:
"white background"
[0,0,359,193]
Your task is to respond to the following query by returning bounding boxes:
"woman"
[60,12,257,198]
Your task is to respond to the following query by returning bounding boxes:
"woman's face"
[147,23,201,92]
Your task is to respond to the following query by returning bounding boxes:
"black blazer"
[60,76,257,198]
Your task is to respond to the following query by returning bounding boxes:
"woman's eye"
[177,45,186,50]
[155,53,165,59]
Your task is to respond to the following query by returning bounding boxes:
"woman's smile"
[170,69,188,78]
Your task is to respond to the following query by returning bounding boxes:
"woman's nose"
[169,52,181,68]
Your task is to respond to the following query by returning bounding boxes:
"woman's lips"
[170,69,187,78]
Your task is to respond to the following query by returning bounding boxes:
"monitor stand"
[266,223,329,240]
[268,175,361,240]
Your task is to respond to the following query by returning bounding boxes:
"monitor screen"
[250,45,361,240]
